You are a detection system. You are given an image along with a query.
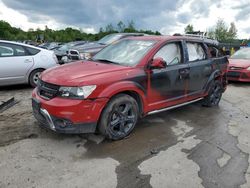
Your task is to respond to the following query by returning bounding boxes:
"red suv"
[32,36,228,140]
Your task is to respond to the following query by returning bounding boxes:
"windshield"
[231,48,250,60]
[98,34,123,45]
[93,39,156,66]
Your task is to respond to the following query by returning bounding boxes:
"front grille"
[229,66,243,70]
[227,71,241,78]
[37,79,59,100]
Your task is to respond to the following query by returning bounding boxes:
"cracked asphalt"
[0,82,249,188]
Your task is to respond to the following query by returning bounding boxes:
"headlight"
[79,52,92,60]
[58,85,96,99]
[247,67,250,71]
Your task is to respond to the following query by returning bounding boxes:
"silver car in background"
[0,40,58,87]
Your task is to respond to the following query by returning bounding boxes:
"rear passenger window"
[154,42,182,66]
[26,47,40,55]
[0,46,14,57]
[0,43,27,57]
[187,42,206,61]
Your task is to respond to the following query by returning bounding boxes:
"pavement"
[0,82,249,188]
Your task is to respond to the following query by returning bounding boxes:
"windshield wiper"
[98,42,106,45]
[94,58,120,65]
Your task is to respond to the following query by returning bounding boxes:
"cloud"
[1,0,250,38]
[233,3,250,21]
[2,0,183,31]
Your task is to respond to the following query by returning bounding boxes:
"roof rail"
[173,33,219,45]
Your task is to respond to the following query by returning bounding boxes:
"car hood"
[41,61,131,86]
[229,59,250,68]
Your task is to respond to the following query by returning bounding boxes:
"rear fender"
[204,70,222,92]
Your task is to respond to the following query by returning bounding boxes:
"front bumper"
[227,70,250,82]
[32,89,108,134]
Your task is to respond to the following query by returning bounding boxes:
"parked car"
[227,47,250,82]
[32,35,228,140]
[67,33,146,61]
[0,40,58,87]
[54,41,87,64]
[39,42,63,50]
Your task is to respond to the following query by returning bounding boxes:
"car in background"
[32,35,228,140]
[39,42,63,50]
[227,48,250,82]
[67,33,146,61]
[0,40,58,87]
[53,41,87,64]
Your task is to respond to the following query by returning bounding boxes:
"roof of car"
[0,40,48,51]
[125,35,219,45]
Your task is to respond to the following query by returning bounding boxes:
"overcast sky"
[0,0,250,38]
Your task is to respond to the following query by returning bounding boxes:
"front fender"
[98,81,148,110]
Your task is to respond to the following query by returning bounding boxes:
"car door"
[185,41,212,95]
[0,42,34,85]
[148,41,190,110]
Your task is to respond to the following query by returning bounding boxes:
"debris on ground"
[0,97,19,113]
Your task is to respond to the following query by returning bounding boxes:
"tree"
[228,22,237,41]
[0,20,161,42]
[105,24,115,33]
[124,20,136,32]
[208,19,238,42]
[184,24,194,33]
[207,28,215,39]
[214,19,228,42]
[117,21,125,32]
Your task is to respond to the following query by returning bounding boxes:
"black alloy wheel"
[203,80,223,107]
[98,94,139,140]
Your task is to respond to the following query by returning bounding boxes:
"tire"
[202,80,223,107]
[29,69,44,87]
[98,94,139,140]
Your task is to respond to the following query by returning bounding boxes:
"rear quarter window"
[206,44,223,58]
[26,47,40,55]
[186,42,206,62]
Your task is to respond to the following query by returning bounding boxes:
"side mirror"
[150,57,167,69]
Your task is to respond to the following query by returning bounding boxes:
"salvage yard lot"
[0,83,250,188]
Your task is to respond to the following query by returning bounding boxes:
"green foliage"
[208,19,238,42]
[184,24,194,33]
[0,20,161,43]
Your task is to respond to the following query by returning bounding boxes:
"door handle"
[24,59,32,63]
[179,68,190,79]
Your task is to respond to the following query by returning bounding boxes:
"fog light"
[55,119,71,128]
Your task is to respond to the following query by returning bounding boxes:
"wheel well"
[29,68,45,78]
[28,68,45,84]
[112,91,144,117]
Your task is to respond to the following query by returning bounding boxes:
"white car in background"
[0,40,58,87]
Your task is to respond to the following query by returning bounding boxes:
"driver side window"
[154,42,182,66]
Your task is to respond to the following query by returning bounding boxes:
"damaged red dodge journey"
[32,36,228,140]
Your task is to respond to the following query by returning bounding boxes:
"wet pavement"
[0,82,250,188]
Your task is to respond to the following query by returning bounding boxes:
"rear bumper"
[227,70,250,82]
